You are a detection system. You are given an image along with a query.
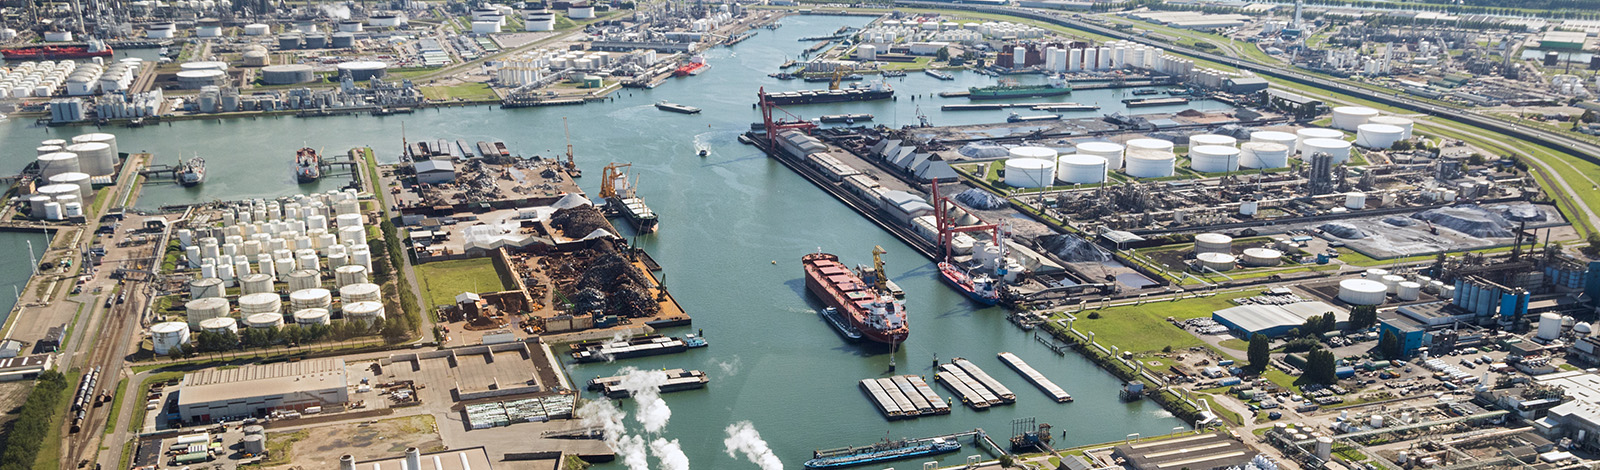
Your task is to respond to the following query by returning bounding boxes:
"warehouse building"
[1540,31,1588,50]
[177,358,348,422]
[1212,301,1343,338]
[1111,432,1256,470]
[353,446,496,470]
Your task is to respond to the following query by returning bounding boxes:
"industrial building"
[1212,301,1344,338]
[1534,371,1600,450]
[415,159,457,184]
[0,354,54,381]
[1111,432,1257,470]
[1540,31,1588,50]
[176,358,349,422]
[350,447,495,470]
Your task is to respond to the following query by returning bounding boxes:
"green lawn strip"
[102,377,129,435]
[415,258,509,309]
[30,369,78,470]
[1262,368,1298,390]
[1196,394,1242,426]
[421,83,498,101]
[1063,291,1252,354]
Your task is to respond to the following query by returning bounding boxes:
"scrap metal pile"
[544,243,660,318]
[550,206,618,239]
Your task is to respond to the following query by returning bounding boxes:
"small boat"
[177,156,205,187]
[819,307,862,341]
[924,69,954,80]
[770,72,799,80]
[819,113,873,124]
[1030,103,1099,112]
[295,147,321,183]
[881,70,906,78]
[684,334,708,348]
[655,101,702,114]
[1007,112,1061,123]
[698,149,709,157]
[939,262,1000,306]
[1131,88,1161,95]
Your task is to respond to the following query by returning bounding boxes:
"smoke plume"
[650,438,691,470]
[724,421,783,470]
[616,367,672,432]
[321,4,351,19]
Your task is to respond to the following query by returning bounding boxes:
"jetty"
[997,352,1072,402]
[859,375,949,419]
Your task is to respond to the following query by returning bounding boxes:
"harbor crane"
[562,117,582,178]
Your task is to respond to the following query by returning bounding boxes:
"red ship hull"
[802,253,908,345]
[1,45,113,60]
[672,62,707,77]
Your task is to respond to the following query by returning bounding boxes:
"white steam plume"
[617,435,650,470]
[716,355,742,377]
[650,438,691,470]
[617,367,672,433]
[724,421,783,470]
[321,4,351,19]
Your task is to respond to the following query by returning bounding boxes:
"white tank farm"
[1055,154,1108,184]
[199,317,238,335]
[1188,145,1241,173]
[189,277,224,298]
[1397,281,1422,301]
[64,141,115,176]
[334,264,368,287]
[1340,279,1388,305]
[339,283,381,303]
[293,308,332,325]
[151,322,190,355]
[1241,248,1282,266]
[37,152,80,178]
[1189,134,1236,148]
[1196,252,1236,272]
[239,292,282,315]
[1075,141,1124,169]
[1355,124,1406,149]
[1004,158,1056,188]
[240,273,274,295]
[290,288,333,311]
[343,301,386,323]
[244,312,284,329]
[184,297,230,325]
[1294,128,1343,153]
[1331,106,1380,131]
[287,269,320,291]
[1195,233,1232,254]
[1125,138,1174,153]
[1238,142,1290,169]
[48,172,92,199]
[1302,138,1353,165]
[1368,116,1414,139]
[1125,150,1175,178]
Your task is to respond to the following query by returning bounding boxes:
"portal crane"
[562,117,582,178]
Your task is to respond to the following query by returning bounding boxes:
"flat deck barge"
[590,369,709,398]
[997,352,1072,402]
[953,358,1016,404]
[569,335,689,363]
[936,363,995,410]
[859,375,950,419]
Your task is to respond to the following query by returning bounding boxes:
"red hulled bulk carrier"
[672,55,708,77]
[1,39,112,60]
[802,251,908,345]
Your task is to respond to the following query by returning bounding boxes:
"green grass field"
[1059,291,1252,354]
[416,258,512,308]
[420,83,498,101]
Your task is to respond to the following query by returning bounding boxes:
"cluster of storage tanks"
[495,48,633,87]
[1337,268,1452,306]
[1038,40,1162,73]
[1329,106,1415,150]
[153,190,386,354]
[1186,233,1282,272]
[522,8,556,31]
[0,60,81,98]
[24,133,120,219]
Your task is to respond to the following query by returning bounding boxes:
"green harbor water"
[0,14,1231,467]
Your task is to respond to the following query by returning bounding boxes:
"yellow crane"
[599,162,632,199]
[829,67,845,91]
[870,245,888,292]
[562,117,582,178]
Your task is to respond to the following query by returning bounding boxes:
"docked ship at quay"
[802,251,908,345]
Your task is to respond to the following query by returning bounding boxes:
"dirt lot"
[268,415,442,469]
[0,381,35,448]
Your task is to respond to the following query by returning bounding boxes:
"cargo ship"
[673,56,708,77]
[819,113,872,123]
[804,437,961,469]
[570,335,691,363]
[1123,97,1189,107]
[1007,112,1060,123]
[968,76,1070,100]
[601,163,658,233]
[655,101,701,114]
[938,262,1000,306]
[801,250,908,345]
[762,81,893,106]
[177,156,205,187]
[294,147,321,183]
[1,39,112,60]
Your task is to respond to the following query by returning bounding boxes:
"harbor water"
[0,14,1209,467]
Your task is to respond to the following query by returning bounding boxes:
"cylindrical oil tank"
[1241,248,1282,267]
[238,292,282,315]
[1355,124,1405,149]
[1442,285,1455,299]
[243,434,266,454]
[184,297,230,325]
[1075,141,1124,169]
[48,172,92,198]
[1196,252,1235,272]
[1250,130,1298,149]
[260,64,315,85]
[304,35,328,49]
[1238,142,1289,169]
[1188,145,1241,173]
[37,152,80,178]
[175,70,226,89]
[244,312,284,329]
[287,269,319,291]
[180,61,228,72]
[1004,158,1055,188]
[200,317,238,335]
[1009,146,1058,161]
[71,133,118,160]
[297,251,320,272]
[1295,128,1344,154]
[1190,134,1236,148]
[243,425,265,435]
[1538,312,1563,341]
[1368,116,1414,139]
[338,225,364,245]
[188,277,224,299]
[240,273,274,295]
[36,145,63,156]
[1125,150,1175,178]
[339,283,381,303]
[1381,274,1405,294]
[243,23,270,35]
[1340,279,1388,305]
[334,264,368,287]
[1427,280,1445,294]
[1302,138,1353,165]
[343,301,385,323]
[290,288,333,311]
[1125,138,1174,153]
[294,308,332,325]
[330,32,355,49]
[64,141,114,176]
[1397,282,1422,301]
[151,322,190,355]
[1055,154,1108,184]
[1331,106,1380,131]
[336,61,387,81]
[1366,268,1390,277]
[1345,192,1367,209]
[278,34,302,49]
[1195,233,1232,254]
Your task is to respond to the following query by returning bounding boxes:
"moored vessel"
[801,249,908,345]
[924,69,954,80]
[804,437,961,469]
[178,156,205,187]
[655,101,701,114]
[938,262,1000,305]
[569,334,692,362]
[295,147,321,183]
[969,76,1071,100]
[2,39,112,60]
[762,81,893,106]
[673,55,709,76]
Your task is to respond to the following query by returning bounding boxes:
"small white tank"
[1241,248,1282,267]
[294,308,332,325]
[239,292,283,315]
[334,265,368,287]
[1381,274,1406,294]
[244,312,284,329]
[200,316,238,335]
[339,283,382,303]
[287,269,320,291]
[1538,312,1563,341]
[290,288,333,311]
[1345,192,1367,209]
[1397,281,1421,301]
[240,273,274,295]
[188,277,224,299]
[151,322,191,355]
[343,301,386,323]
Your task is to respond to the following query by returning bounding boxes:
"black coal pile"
[1037,233,1110,262]
[1381,216,1417,227]
[1411,205,1513,238]
[955,188,1008,210]
[551,206,617,239]
[1499,204,1548,223]
[1320,223,1368,239]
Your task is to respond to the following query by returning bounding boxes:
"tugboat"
[939,262,1000,306]
[295,147,321,183]
[177,156,205,187]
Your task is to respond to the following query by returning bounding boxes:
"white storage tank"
[243,23,271,35]
[1238,142,1290,169]
[37,152,80,178]
[290,288,333,311]
[1250,130,1298,149]
[1189,145,1241,173]
[1368,116,1414,139]
[287,269,319,291]
[152,322,191,355]
[343,301,386,323]
[1241,248,1282,267]
[200,317,238,335]
[1538,312,1563,341]
[1294,128,1344,154]
[1075,141,1124,169]
[1381,274,1406,294]
[1302,138,1353,165]
[1125,138,1174,153]
[1355,124,1406,149]
[1055,154,1108,184]
[38,183,81,202]
[1195,233,1232,254]
[1331,106,1380,131]
[1009,146,1058,160]
[1196,252,1236,272]
[294,308,332,325]
[1397,281,1422,301]
[243,434,267,455]
[1125,150,1175,178]
[36,145,64,156]
[244,312,284,329]
[334,265,368,287]
[339,283,381,303]
[1345,192,1367,210]
[1339,279,1388,305]
[65,141,115,175]
[239,292,283,315]
[48,172,92,199]
[184,297,230,325]
[1189,134,1236,148]
[240,273,274,295]
[189,277,224,299]
[1004,158,1056,188]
